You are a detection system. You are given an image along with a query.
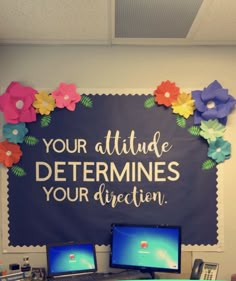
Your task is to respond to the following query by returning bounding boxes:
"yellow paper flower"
[33,91,56,115]
[171,92,195,119]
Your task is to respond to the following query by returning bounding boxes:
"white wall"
[0,45,236,280]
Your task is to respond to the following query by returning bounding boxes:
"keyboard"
[48,270,152,281]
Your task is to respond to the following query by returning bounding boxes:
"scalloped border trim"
[0,89,223,253]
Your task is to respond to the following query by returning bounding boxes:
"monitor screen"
[110,224,181,274]
[46,242,97,278]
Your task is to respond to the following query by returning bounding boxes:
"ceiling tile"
[0,0,110,43]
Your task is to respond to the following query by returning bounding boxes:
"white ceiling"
[0,0,236,46]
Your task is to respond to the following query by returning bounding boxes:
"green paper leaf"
[202,159,216,170]
[24,135,39,146]
[188,126,201,136]
[11,165,26,176]
[176,115,186,128]
[144,97,155,109]
[41,115,51,127]
[81,96,93,108]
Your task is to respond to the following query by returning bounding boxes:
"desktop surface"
[47,270,152,281]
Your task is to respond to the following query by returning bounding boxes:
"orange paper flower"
[0,140,23,167]
[154,80,180,107]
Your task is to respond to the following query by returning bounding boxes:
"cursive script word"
[94,183,166,208]
[95,130,172,159]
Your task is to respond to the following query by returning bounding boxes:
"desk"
[0,272,25,281]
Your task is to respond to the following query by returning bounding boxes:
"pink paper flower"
[51,82,81,111]
[0,82,37,124]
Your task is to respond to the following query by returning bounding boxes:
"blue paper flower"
[207,137,231,163]
[3,122,28,143]
[192,80,236,125]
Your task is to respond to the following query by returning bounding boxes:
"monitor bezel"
[109,223,182,274]
[46,241,97,277]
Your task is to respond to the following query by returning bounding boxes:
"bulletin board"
[0,80,234,252]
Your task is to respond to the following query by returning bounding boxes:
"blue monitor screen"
[110,224,181,274]
[46,242,97,277]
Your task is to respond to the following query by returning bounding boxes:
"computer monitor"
[110,224,181,277]
[46,242,97,278]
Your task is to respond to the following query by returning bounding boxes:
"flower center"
[12,129,19,135]
[64,95,69,100]
[216,148,221,153]
[16,100,24,109]
[208,128,214,134]
[207,100,215,109]
[164,92,170,98]
[6,150,12,156]
[42,101,49,107]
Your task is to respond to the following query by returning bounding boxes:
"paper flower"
[200,119,225,143]
[207,138,231,163]
[171,92,195,119]
[192,80,236,125]
[154,80,180,107]
[0,140,23,167]
[0,82,37,124]
[51,82,81,111]
[3,123,28,144]
[33,91,56,115]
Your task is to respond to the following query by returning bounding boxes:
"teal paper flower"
[200,119,225,143]
[3,122,28,144]
[208,138,231,163]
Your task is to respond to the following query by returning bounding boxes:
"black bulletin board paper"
[7,94,217,247]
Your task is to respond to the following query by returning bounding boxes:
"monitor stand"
[140,270,158,279]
